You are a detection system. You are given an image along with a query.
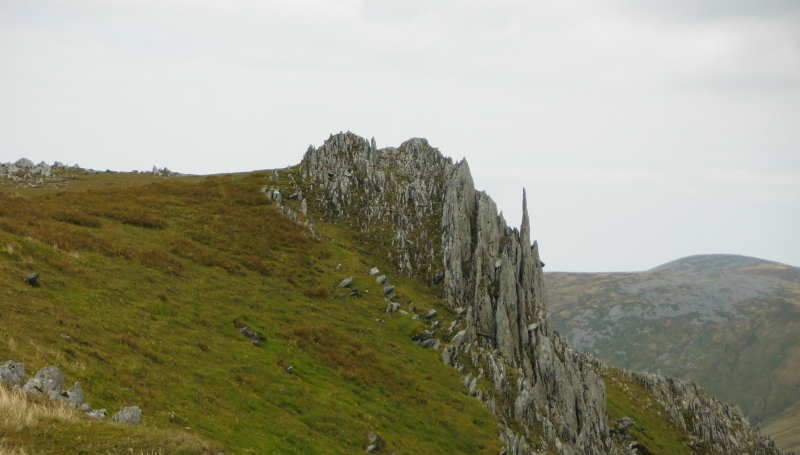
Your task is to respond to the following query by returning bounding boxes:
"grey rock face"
[628,371,783,455]
[23,366,65,396]
[0,360,25,386]
[111,406,142,425]
[300,133,452,278]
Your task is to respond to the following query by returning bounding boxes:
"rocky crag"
[269,132,785,455]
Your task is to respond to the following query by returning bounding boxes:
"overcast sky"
[1,0,798,272]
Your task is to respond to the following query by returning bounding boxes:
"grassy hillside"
[0,168,501,454]
[763,402,800,453]
[545,257,800,450]
[0,167,769,454]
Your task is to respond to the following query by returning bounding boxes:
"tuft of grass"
[51,210,103,228]
[0,384,80,431]
[304,284,330,298]
[138,248,184,276]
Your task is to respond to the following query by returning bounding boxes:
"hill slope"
[546,255,800,451]
[1,137,788,455]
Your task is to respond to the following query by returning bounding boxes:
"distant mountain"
[547,254,800,452]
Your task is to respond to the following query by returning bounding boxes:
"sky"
[1,0,798,272]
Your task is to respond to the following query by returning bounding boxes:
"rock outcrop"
[273,132,785,455]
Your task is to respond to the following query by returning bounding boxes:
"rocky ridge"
[270,132,783,454]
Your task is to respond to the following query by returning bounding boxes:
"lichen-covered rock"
[111,406,142,425]
[23,366,65,396]
[0,361,25,386]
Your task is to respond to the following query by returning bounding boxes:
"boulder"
[14,158,34,169]
[423,309,437,319]
[386,302,400,314]
[617,417,634,434]
[338,277,353,288]
[0,360,25,386]
[382,285,395,299]
[375,275,388,285]
[111,406,142,425]
[23,366,65,396]
[369,267,380,276]
[24,273,40,286]
[53,382,85,408]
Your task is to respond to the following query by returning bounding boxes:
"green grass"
[0,169,499,454]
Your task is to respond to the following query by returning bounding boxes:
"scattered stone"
[0,360,25,386]
[335,263,342,271]
[300,198,308,215]
[369,267,380,276]
[375,318,384,324]
[617,417,634,434]
[349,288,359,297]
[386,302,400,314]
[285,365,293,374]
[24,273,40,286]
[382,285,395,299]
[23,366,65,396]
[86,408,108,420]
[447,320,460,334]
[411,314,419,321]
[338,277,353,287]
[430,320,439,329]
[376,275,388,285]
[80,402,92,411]
[236,324,263,346]
[111,406,142,425]
[412,331,440,350]
[366,432,381,452]
[423,309,437,319]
